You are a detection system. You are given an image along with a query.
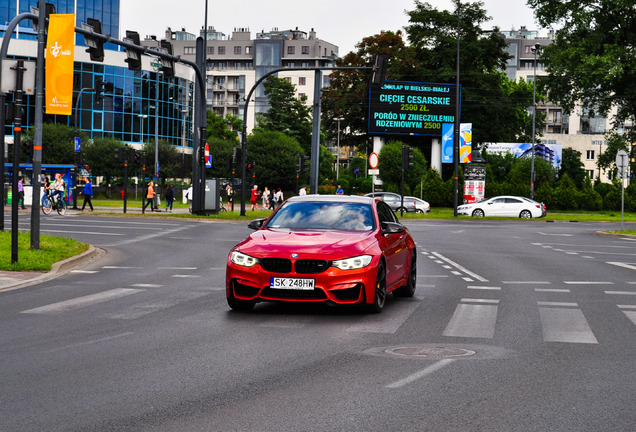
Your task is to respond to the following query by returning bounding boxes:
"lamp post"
[530,43,541,200]
[334,117,344,180]
[181,108,188,194]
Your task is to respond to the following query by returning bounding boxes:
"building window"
[288,46,295,55]
[586,150,595,160]
[246,46,252,54]
[234,46,241,55]
[298,77,306,85]
[185,47,195,55]
[587,170,595,179]
[218,46,226,55]
[284,77,292,83]
[298,93,306,100]
[207,46,214,55]
[302,46,309,54]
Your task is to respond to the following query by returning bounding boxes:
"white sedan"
[457,196,546,219]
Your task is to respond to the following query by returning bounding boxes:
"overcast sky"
[120,0,541,56]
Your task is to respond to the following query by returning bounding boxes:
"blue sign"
[441,123,454,163]
[74,137,81,152]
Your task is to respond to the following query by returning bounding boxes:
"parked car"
[457,195,546,218]
[364,192,428,213]
[226,195,417,313]
[404,196,431,214]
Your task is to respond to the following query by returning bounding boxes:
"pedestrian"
[268,188,276,211]
[226,184,234,211]
[273,187,284,208]
[336,184,344,195]
[250,185,259,211]
[165,184,175,212]
[185,184,193,212]
[261,187,269,209]
[299,186,306,196]
[143,181,155,213]
[79,177,94,211]
[17,176,26,209]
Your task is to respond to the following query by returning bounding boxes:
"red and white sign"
[205,143,211,168]
[369,152,379,169]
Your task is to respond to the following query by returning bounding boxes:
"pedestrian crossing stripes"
[21,288,143,314]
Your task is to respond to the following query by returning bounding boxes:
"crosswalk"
[15,263,636,346]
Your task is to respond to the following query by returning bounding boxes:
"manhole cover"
[386,346,475,358]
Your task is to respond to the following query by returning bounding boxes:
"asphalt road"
[1,214,635,431]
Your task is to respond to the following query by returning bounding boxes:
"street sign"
[368,169,380,175]
[205,143,211,168]
[74,137,81,152]
[616,150,628,178]
[369,152,379,169]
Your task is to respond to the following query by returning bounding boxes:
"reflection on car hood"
[237,229,377,258]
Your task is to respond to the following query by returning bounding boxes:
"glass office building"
[1,0,194,149]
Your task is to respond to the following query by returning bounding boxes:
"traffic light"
[371,54,390,85]
[29,3,56,33]
[123,30,142,71]
[82,18,105,62]
[134,151,141,164]
[300,156,310,174]
[24,141,33,162]
[159,40,175,79]
[402,145,414,171]
[94,76,104,108]
[127,147,136,161]
[114,148,122,161]
[296,153,302,173]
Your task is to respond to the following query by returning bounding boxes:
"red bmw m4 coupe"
[226,195,417,313]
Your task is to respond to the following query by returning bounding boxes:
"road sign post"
[616,149,628,230]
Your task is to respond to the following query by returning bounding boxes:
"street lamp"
[181,108,188,194]
[530,43,541,200]
[334,117,344,180]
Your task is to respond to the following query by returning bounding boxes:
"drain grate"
[363,343,515,360]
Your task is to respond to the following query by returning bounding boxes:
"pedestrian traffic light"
[301,156,310,174]
[24,141,33,162]
[123,30,142,71]
[82,18,105,62]
[114,148,121,161]
[159,40,175,79]
[296,153,302,174]
[402,145,414,171]
[134,151,141,164]
[371,54,390,85]
[94,76,104,108]
[29,3,55,33]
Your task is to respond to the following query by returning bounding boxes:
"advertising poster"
[442,123,472,164]
[463,165,486,203]
[46,14,75,115]
[484,142,562,170]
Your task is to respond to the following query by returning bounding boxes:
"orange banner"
[46,14,75,115]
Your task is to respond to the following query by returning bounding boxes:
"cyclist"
[51,173,66,210]
[40,175,51,206]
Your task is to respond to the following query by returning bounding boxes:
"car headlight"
[332,255,373,270]
[230,251,260,267]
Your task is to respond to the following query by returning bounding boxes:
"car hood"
[235,229,378,259]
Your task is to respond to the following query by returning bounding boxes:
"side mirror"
[247,218,266,230]
[381,221,405,235]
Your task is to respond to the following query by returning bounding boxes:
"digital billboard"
[368,81,459,136]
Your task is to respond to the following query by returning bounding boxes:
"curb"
[0,245,106,292]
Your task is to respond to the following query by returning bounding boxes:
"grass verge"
[0,232,89,272]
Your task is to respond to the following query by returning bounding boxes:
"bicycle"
[41,192,66,215]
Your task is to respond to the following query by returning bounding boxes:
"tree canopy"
[528,0,636,135]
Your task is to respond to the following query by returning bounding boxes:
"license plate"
[270,277,315,290]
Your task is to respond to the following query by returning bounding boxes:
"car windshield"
[267,202,375,231]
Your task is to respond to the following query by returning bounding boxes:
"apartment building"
[501,26,634,182]
[143,26,338,135]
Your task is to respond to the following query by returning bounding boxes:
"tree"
[21,123,88,164]
[559,147,587,188]
[246,131,304,191]
[528,0,636,136]
[377,141,427,193]
[255,76,313,153]
[207,110,242,141]
[596,132,629,178]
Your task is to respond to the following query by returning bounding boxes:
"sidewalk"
[0,245,104,292]
[4,204,192,215]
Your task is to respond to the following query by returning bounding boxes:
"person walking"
[273,188,284,209]
[226,184,234,212]
[261,187,269,210]
[165,184,175,212]
[250,185,259,211]
[143,181,155,213]
[299,186,306,196]
[79,177,94,211]
[17,176,26,209]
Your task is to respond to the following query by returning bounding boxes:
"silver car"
[365,192,430,213]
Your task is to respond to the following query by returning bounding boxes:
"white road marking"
[564,281,613,285]
[21,288,143,314]
[443,304,498,338]
[539,307,598,344]
[535,288,571,293]
[171,274,201,278]
[131,284,162,288]
[537,301,578,307]
[604,291,636,296]
[103,292,209,319]
[502,281,551,285]
[70,270,99,274]
[431,252,488,282]
[347,300,421,334]
[607,262,636,271]
[386,359,456,389]
[467,286,501,291]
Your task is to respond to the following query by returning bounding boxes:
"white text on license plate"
[270,277,315,290]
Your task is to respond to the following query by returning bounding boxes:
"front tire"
[42,198,52,215]
[227,285,255,311]
[472,209,485,217]
[367,261,387,313]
